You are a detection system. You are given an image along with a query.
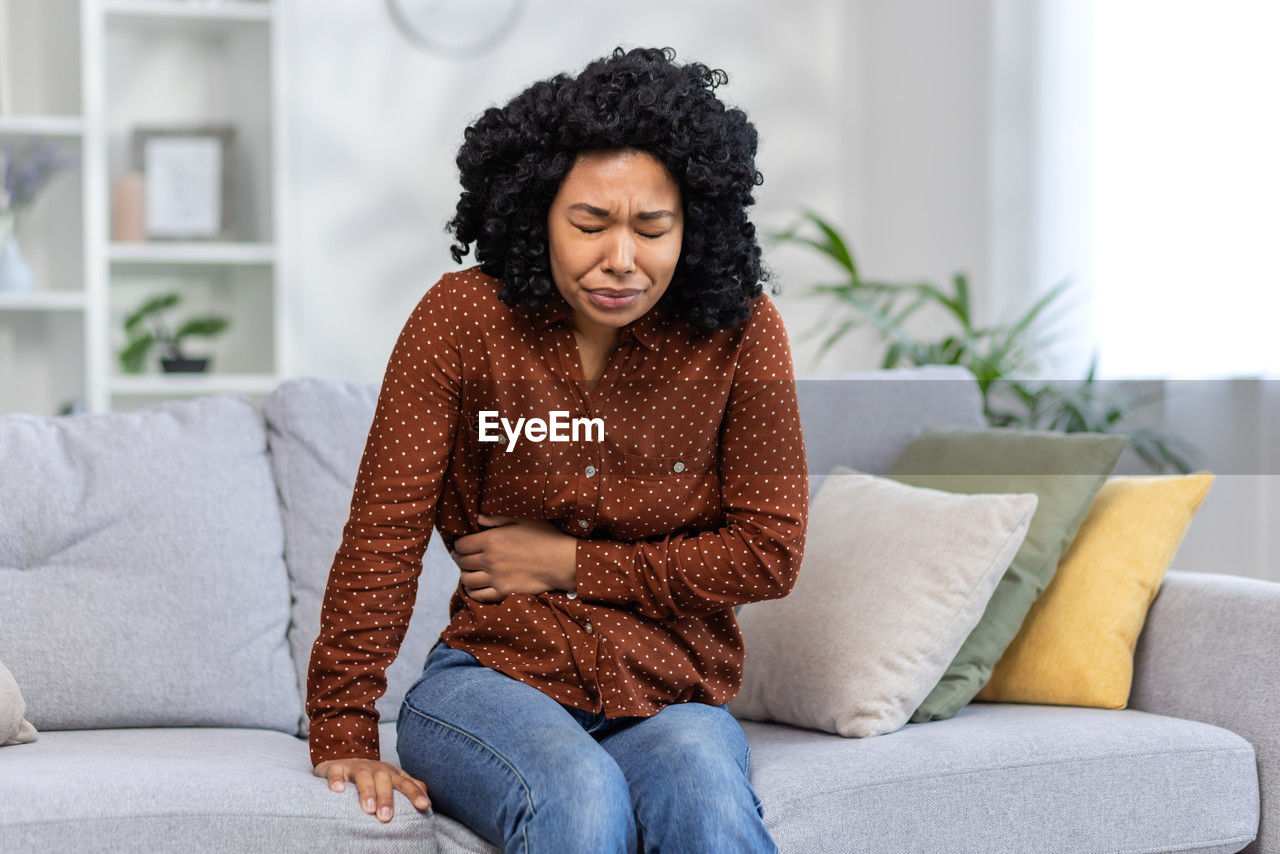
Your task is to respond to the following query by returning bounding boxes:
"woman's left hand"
[450,513,577,604]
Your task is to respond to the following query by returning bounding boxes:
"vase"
[0,213,34,294]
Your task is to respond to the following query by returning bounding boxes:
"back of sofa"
[264,363,987,737]
[796,365,988,501]
[0,394,303,736]
[0,365,985,738]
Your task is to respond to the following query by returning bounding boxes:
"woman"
[306,46,809,853]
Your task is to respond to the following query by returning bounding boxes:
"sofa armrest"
[1131,568,1279,854]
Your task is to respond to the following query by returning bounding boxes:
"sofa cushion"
[0,707,1256,854]
[977,472,1216,709]
[886,427,1128,723]
[0,394,300,734]
[262,377,460,736]
[740,704,1257,854]
[731,467,1037,737]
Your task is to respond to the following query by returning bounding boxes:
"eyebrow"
[568,202,675,222]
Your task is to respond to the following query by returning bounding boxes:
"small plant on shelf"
[117,291,231,374]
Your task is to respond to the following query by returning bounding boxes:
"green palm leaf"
[774,204,1201,473]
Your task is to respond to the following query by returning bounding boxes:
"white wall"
[837,0,1093,379]
[281,0,853,383]
[816,0,1007,374]
[281,0,1025,378]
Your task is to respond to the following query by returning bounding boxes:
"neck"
[572,314,621,352]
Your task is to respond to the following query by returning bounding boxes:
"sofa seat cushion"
[0,724,435,853]
[741,703,1257,854]
[0,707,1256,854]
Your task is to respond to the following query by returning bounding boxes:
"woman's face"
[546,148,684,346]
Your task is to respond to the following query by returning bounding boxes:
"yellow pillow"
[974,472,1215,709]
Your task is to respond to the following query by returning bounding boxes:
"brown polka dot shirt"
[306,265,809,767]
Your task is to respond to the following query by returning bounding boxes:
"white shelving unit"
[0,0,288,415]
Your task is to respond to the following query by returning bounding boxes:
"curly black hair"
[445,45,776,333]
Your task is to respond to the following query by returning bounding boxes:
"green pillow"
[886,428,1128,723]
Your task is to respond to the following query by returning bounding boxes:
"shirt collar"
[529,291,666,352]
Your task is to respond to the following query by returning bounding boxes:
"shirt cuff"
[307,711,382,768]
[574,538,640,606]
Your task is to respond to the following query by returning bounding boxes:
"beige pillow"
[1,657,38,746]
[729,466,1038,737]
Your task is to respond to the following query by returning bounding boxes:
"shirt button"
[566,591,577,599]
[673,461,685,473]
[578,519,590,529]
[585,465,597,478]
[584,622,594,634]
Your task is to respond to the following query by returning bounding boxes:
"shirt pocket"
[604,437,721,538]
[612,439,716,480]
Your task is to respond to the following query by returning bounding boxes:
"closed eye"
[576,226,666,239]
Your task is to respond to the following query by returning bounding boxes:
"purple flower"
[1,139,79,214]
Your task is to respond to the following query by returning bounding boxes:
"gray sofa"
[0,364,1272,853]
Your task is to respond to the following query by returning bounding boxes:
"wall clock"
[385,0,527,59]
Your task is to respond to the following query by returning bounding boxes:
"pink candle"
[111,173,147,242]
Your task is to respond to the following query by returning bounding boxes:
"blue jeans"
[396,639,776,854]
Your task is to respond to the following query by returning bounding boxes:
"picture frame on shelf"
[131,125,235,241]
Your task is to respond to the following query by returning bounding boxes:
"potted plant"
[0,139,79,293]
[117,291,231,374]
[766,207,1199,474]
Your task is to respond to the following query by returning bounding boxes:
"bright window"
[1089,0,1280,378]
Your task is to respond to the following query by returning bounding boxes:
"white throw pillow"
[729,466,1038,736]
[1,658,38,746]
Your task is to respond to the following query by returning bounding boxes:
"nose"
[601,229,636,276]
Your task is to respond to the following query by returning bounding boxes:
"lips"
[585,288,642,309]
[586,288,640,297]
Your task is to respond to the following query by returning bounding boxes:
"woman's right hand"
[314,757,432,822]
